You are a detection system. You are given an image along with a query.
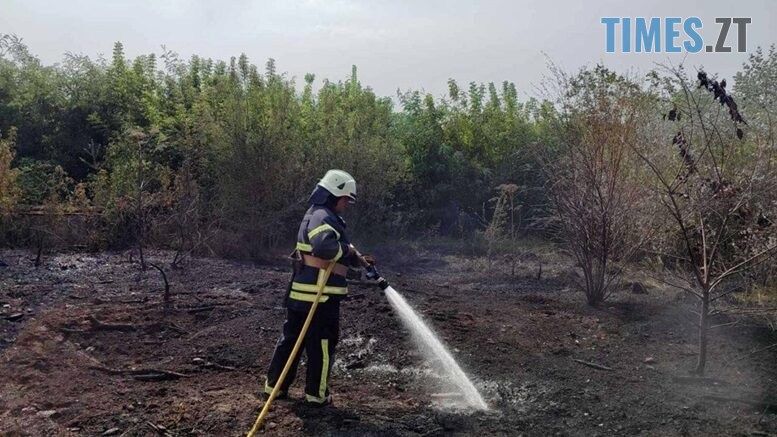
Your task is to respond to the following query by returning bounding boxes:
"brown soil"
[0,244,775,436]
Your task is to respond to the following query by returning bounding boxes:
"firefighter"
[264,169,371,406]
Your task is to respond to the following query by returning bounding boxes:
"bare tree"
[126,128,169,271]
[635,66,777,375]
[158,160,220,267]
[147,262,171,316]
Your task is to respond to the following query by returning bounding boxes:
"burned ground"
[0,244,775,436]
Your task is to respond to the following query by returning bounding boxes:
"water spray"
[365,264,488,410]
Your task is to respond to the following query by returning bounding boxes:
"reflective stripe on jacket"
[289,205,355,304]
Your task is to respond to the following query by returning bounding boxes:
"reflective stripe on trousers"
[264,308,339,403]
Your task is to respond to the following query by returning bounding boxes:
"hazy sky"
[2,0,776,100]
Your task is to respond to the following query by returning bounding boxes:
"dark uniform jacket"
[287,204,358,314]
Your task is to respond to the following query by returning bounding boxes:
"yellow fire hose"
[246,262,336,436]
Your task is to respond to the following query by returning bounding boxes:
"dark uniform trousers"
[265,304,339,403]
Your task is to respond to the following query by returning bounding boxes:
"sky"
[2,0,776,100]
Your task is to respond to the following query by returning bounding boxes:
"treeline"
[0,36,555,257]
[2,35,776,268]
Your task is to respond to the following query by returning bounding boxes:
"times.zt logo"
[601,17,751,53]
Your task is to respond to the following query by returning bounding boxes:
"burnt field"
[1,244,776,436]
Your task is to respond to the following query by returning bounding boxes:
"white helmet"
[318,169,357,202]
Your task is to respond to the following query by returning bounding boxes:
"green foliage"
[397,80,549,232]
[15,158,72,205]
[0,128,19,213]
[0,36,563,252]
[735,44,777,137]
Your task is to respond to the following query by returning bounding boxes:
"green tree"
[0,128,19,213]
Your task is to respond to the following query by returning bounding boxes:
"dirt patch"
[1,247,776,436]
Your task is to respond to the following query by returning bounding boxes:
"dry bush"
[484,183,521,256]
[150,161,221,266]
[540,66,656,306]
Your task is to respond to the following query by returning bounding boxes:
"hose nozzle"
[365,265,389,290]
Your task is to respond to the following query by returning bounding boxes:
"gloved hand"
[348,244,373,268]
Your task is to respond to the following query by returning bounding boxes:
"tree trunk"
[509,195,515,240]
[137,201,145,270]
[695,291,710,375]
[34,232,43,267]
[138,238,145,271]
